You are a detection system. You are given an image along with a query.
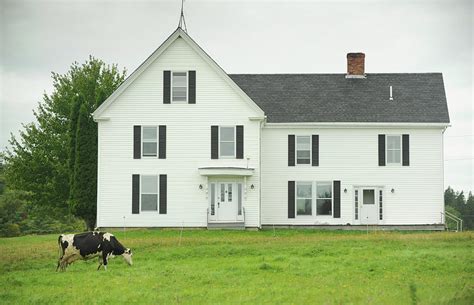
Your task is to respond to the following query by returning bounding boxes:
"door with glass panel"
[209,182,243,222]
[360,188,378,224]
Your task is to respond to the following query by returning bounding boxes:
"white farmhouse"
[93,28,449,230]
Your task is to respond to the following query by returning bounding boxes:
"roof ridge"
[228,72,443,75]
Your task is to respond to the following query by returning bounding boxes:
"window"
[142,127,157,157]
[379,190,383,220]
[386,135,401,164]
[316,182,332,215]
[296,182,312,215]
[172,71,187,102]
[354,190,359,220]
[220,184,225,201]
[210,184,215,216]
[141,175,158,211]
[296,136,311,164]
[219,127,235,157]
[228,184,233,202]
[363,189,375,204]
[237,184,242,216]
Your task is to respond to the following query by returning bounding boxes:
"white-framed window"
[296,136,311,165]
[219,126,235,158]
[296,182,312,216]
[141,175,158,211]
[386,135,401,164]
[142,126,158,157]
[171,71,188,103]
[316,182,332,216]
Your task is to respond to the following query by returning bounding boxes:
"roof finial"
[178,0,188,32]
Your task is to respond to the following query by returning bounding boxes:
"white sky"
[1,0,472,192]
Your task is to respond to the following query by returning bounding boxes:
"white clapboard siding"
[260,127,444,225]
[97,37,262,228]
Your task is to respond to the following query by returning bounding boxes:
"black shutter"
[211,126,219,159]
[159,175,167,214]
[378,134,386,166]
[133,126,141,159]
[288,181,295,218]
[402,134,410,166]
[132,175,140,214]
[159,125,166,159]
[188,71,196,104]
[333,181,341,218]
[288,135,295,166]
[236,125,244,159]
[312,135,319,166]
[163,71,171,104]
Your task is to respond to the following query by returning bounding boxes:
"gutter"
[264,122,451,129]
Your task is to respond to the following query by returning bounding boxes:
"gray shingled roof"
[229,73,449,123]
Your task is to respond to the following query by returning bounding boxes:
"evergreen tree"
[444,187,456,208]
[464,192,474,230]
[67,95,82,203]
[70,104,98,229]
[454,191,466,213]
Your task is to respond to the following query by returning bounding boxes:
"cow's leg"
[59,258,66,271]
[60,255,71,271]
[97,256,103,270]
[101,252,109,271]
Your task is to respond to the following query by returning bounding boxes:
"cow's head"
[122,248,133,266]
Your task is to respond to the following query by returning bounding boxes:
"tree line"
[0,57,472,236]
[444,187,474,230]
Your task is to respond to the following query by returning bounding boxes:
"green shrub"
[1,223,21,237]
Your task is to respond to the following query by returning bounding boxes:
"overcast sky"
[1,0,472,192]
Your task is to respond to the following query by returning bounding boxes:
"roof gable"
[93,28,264,119]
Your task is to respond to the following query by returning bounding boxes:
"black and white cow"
[57,231,132,271]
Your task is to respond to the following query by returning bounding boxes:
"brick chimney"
[346,53,365,78]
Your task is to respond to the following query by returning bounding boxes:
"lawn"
[0,229,472,305]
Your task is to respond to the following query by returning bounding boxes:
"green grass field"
[0,229,472,305]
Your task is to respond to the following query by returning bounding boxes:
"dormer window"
[172,71,188,102]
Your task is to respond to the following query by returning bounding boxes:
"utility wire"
[445,135,474,138]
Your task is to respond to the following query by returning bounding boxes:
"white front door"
[209,182,243,222]
[218,183,236,221]
[360,189,379,224]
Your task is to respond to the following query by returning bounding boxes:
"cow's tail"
[56,235,63,271]
[57,235,63,259]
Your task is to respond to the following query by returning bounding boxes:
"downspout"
[441,124,449,226]
[259,116,267,229]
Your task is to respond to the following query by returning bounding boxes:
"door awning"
[198,167,254,177]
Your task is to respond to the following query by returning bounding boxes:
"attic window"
[172,71,188,102]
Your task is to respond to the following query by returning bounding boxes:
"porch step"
[207,222,245,230]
